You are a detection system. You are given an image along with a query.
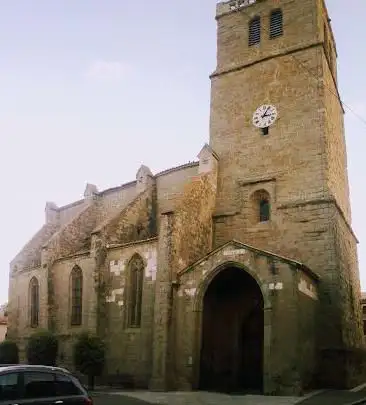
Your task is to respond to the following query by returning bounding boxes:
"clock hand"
[261,107,270,118]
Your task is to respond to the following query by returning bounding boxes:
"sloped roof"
[92,189,148,234]
[197,143,219,161]
[178,239,320,281]
[155,161,199,177]
[11,223,59,269]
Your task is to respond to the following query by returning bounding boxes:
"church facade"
[8,0,364,396]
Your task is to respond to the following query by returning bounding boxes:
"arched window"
[259,197,270,222]
[70,266,83,326]
[249,16,261,46]
[270,9,283,39]
[29,277,39,328]
[251,189,271,223]
[127,254,144,328]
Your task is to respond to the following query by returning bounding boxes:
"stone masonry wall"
[58,200,87,226]
[45,202,99,263]
[96,186,157,245]
[215,0,320,74]
[8,161,200,372]
[10,223,59,271]
[210,0,360,365]
[7,266,48,362]
[297,272,319,390]
[103,241,157,387]
[333,208,363,348]
[156,163,199,216]
[50,253,97,370]
[171,173,217,274]
[322,53,351,223]
[211,46,326,216]
[99,182,137,223]
[174,243,319,394]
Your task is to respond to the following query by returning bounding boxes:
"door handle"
[55,401,63,404]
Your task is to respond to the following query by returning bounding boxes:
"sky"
[0,0,365,305]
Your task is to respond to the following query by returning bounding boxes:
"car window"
[55,373,84,396]
[0,372,20,401]
[23,371,56,399]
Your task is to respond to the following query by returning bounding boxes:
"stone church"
[8,0,364,396]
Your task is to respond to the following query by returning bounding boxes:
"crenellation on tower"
[216,0,259,17]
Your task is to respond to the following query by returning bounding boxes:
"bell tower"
[210,0,363,387]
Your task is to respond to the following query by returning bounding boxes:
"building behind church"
[0,304,7,342]
[7,0,364,396]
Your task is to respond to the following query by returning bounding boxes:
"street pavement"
[296,390,366,405]
[92,391,301,405]
[91,389,366,405]
[92,392,150,405]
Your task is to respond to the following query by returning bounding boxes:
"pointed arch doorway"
[198,265,264,393]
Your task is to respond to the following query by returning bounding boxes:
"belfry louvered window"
[249,17,261,46]
[270,9,283,39]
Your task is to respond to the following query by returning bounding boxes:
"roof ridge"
[53,162,199,212]
[155,161,199,177]
[43,202,95,249]
[177,239,319,280]
[92,188,150,234]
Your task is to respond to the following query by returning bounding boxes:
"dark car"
[0,364,93,405]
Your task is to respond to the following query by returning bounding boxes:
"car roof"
[0,364,70,374]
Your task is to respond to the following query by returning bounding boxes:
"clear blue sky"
[0,0,365,304]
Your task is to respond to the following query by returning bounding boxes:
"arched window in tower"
[126,254,144,328]
[29,277,39,328]
[259,197,270,222]
[249,16,261,46]
[70,266,83,326]
[270,9,283,39]
[251,189,271,223]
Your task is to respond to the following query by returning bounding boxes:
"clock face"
[252,104,278,128]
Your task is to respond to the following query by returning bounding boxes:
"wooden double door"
[199,266,264,393]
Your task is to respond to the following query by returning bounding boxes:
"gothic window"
[29,277,39,328]
[249,17,261,46]
[70,266,83,326]
[270,9,283,39]
[126,254,144,328]
[251,189,271,223]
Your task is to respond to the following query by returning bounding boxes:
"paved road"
[91,390,366,405]
[92,393,150,405]
[297,390,366,405]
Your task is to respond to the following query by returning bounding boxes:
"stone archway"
[198,265,264,394]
